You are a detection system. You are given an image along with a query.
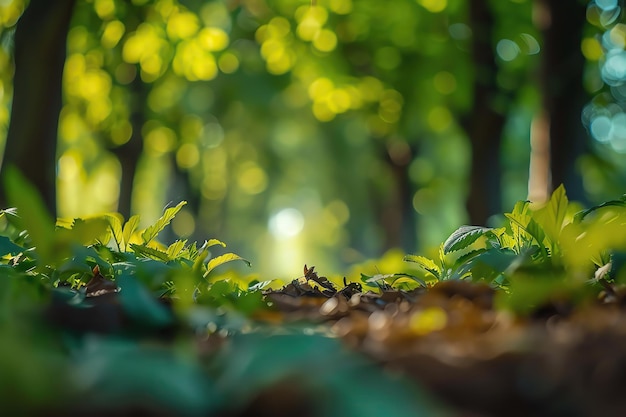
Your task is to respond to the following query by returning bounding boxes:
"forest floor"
[252,266,626,417]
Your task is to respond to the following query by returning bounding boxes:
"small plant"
[403,185,626,313]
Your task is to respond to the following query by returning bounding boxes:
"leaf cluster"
[404,185,626,314]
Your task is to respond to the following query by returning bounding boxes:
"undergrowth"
[1,165,626,416]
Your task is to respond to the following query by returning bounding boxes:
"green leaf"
[3,166,56,264]
[574,194,626,222]
[0,236,25,257]
[66,217,111,246]
[72,339,217,414]
[104,213,124,251]
[141,201,187,244]
[502,198,550,257]
[533,184,568,248]
[443,225,492,253]
[467,248,519,282]
[129,243,170,262]
[248,280,273,291]
[205,239,226,249]
[117,272,174,327]
[403,254,441,279]
[122,214,141,251]
[204,253,251,277]
[166,240,187,260]
[363,272,427,288]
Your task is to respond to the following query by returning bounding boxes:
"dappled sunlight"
[0,0,624,279]
[236,161,268,195]
[144,124,177,157]
[58,152,120,217]
[269,207,304,239]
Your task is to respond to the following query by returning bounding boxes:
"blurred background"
[0,0,624,279]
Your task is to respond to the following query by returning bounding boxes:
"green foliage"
[404,186,626,314]
[0,181,448,416]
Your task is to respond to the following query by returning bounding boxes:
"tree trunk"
[0,0,76,217]
[111,75,146,220]
[464,0,508,226]
[539,0,588,202]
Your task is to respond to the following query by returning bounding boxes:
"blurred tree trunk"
[111,75,145,220]
[378,141,416,251]
[533,0,588,202]
[463,0,509,226]
[0,0,76,217]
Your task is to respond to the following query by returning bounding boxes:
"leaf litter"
[261,265,626,417]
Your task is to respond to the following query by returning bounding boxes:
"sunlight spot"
[167,11,199,40]
[237,162,268,195]
[427,106,452,132]
[102,20,125,49]
[218,52,239,73]
[145,126,177,156]
[329,0,352,14]
[496,39,520,61]
[87,98,112,124]
[58,152,82,181]
[296,6,327,41]
[173,40,218,81]
[433,71,457,95]
[60,111,86,143]
[198,27,230,51]
[295,4,328,24]
[176,143,200,169]
[92,169,120,207]
[180,115,203,141]
[202,176,227,200]
[602,50,626,86]
[590,115,611,143]
[327,89,351,113]
[200,1,231,30]
[312,100,336,121]
[410,307,447,335]
[94,0,115,19]
[596,0,618,11]
[141,54,164,77]
[79,71,112,99]
[122,23,167,70]
[267,16,292,38]
[358,76,384,101]
[172,209,196,238]
[609,24,626,49]
[313,29,337,52]
[269,208,304,239]
[0,1,23,26]
[110,122,132,146]
[582,37,603,61]
[417,0,447,13]
[308,77,334,100]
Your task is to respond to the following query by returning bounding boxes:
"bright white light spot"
[269,208,304,239]
[590,115,612,142]
[602,51,626,85]
[596,0,618,11]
